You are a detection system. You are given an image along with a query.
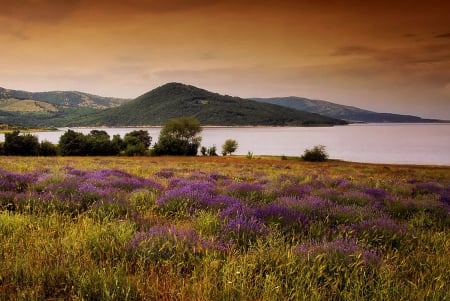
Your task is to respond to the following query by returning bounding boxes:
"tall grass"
[0,156,449,300]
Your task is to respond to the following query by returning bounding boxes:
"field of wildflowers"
[0,156,449,300]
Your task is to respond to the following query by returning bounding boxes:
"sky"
[1,0,450,119]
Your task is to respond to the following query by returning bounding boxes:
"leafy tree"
[123,136,147,156]
[200,145,218,156]
[207,145,218,156]
[301,145,329,162]
[86,130,118,156]
[200,146,207,156]
[4,130,39,156]
[111,134,126,153]
[119,130,152,156]
[39,140,57,156]
[153,117,202,156]
[222,139,238,156]
[124,130,152,148]
[58,130,89,156]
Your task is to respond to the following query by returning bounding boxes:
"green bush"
[39,140,58,156]
[301,145,328,162]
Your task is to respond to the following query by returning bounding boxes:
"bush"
[39,140,58,156]
[58,130,89,156]
[153,117,202,156]
[4,131,40,156]
[301,145,328,162]
[222,139,238,156]
[207,145,218,156]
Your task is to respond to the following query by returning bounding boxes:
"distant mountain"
[0,87,128,110]
[252,97,440,123]
[69,83,347,126]
[0,87,130,127]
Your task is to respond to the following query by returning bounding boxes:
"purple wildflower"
[0,169,37,192]
[153,168,175,179]
[227,181,264,196]
[221,214,267,247]
[364,188,389,200]
[351,217,410,249]
[254,204,309,231]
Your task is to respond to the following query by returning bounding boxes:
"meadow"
[0,156,449,300]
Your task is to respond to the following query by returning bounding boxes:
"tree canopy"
[153,117,202,156]
[222,139,238,156]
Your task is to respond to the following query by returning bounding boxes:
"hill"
[69,83,347,126]
[0,87,130,127]
[0,87,128,110]
[252,97,440,123]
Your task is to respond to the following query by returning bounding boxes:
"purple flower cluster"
[276,196,333,219]
[254,204,309,232]
[1,167,163,215]
[0,169,37,192]
[153,168,175,179]
[221,214,267,246]
[227,181,264,197]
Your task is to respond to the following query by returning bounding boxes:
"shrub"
[39,140,58,156]
[4,131,39,156]
[222,139,238,156]
[301,145,328,162]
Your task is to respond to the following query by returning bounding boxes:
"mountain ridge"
[1,83,442,127]
[0,87,129,110]
[68,82,347,126]
[252,96,440,123]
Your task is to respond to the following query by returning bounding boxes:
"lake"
[1,123,449,165]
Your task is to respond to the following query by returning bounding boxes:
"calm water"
[1,123,449,165]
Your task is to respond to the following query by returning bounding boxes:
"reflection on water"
[1,124,449,165]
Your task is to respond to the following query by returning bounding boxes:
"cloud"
[332,46,377,56]
[0,0,80,23]
[0,21,30,40]
[434,32,450,39]
[79,0,221,15]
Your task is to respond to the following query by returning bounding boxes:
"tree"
[58,130,89,156]
[111,134,126,153]
[207,145,218,156]
[301,145,329,162]
[153,117,202,156]
[86,130,118,156]
[222,139,238,156]
[200,146,207,156]
[124,130,152,148]
[4,131,39,156]
[120,130,151,156]
[39,140,57,156]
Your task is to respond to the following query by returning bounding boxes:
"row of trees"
[0,117,239,157]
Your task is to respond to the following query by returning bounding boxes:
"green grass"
[0,156,449,300]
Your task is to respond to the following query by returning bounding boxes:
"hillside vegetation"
[70,83,347,126]
[253,97,440,123]
[0,87,129,127]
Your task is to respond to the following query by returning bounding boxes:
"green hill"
[0,87,128,110]
[69,83,347,126]
[252,97,440,123]
[0,87,130,127]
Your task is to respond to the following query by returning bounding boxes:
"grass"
[0,156,449,300]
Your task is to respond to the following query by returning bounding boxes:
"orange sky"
[1,0,449,118]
